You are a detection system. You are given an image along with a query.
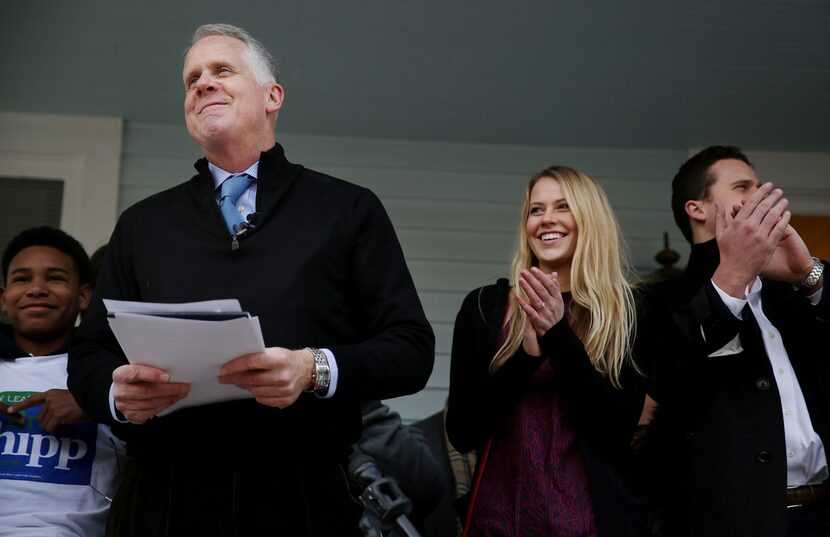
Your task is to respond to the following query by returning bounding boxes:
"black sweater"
[446,279,651,536]
[68,143,434,462]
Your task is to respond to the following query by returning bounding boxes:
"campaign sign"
[0,391,97,485]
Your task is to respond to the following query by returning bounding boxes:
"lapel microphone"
[231,213,259,250]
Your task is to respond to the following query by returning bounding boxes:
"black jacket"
[640,239,830,537]
[0,323,69,360]
[446,279,651,536]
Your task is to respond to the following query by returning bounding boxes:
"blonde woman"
[446,166,649,537]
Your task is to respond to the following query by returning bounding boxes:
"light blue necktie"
[217,174,253,235]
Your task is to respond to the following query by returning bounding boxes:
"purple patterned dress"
[467,325,598,536]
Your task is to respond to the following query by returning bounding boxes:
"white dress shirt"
[711,278,827,487]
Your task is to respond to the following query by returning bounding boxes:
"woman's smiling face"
[526,177,577,275]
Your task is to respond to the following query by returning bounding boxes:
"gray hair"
[187,23,279,84]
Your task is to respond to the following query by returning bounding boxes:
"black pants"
[107,457,362,537]
[787,503,830,537]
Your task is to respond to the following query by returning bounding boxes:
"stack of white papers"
[105,299,266,415]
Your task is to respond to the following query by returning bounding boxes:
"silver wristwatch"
[305,347,330,396]
[800,257,825,289]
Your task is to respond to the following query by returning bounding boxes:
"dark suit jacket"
[640,239,830,537]
[68,143,434,462]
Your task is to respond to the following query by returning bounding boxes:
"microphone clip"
[230,213,258,251]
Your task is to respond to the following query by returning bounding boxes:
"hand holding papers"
[218,346,316,409]
[105,299,266,417]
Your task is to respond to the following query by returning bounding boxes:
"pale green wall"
[120,121,697,421]
[119,121,830,421]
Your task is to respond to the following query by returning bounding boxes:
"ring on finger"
[536,302,545,310]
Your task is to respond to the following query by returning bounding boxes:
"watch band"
[304,347,330,396]
[800,257,824,289]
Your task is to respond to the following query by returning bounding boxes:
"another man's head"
[183,24,284,166]
[671,145,760,245]
[1,227,92,356]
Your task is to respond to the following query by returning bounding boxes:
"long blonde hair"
[490,166,636,388]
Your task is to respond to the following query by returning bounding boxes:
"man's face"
[183,35,282,150]
[694,158,761,239]
[0,246,91,348]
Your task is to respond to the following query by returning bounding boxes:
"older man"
[68,24,434,536]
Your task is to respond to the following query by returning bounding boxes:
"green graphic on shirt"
[0,391,37,406]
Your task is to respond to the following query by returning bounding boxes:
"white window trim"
[0,112,122,253]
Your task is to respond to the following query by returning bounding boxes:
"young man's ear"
[78,283,93,313]
[685,199,707,223]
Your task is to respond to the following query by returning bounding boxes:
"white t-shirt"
[0,354,125,536]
